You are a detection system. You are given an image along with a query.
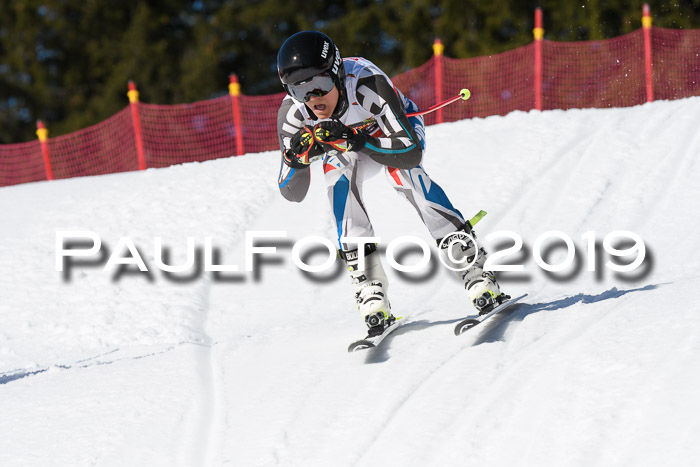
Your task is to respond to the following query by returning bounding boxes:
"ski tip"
[468,210,488,228]
[454,318,479,336]
[347,317,406,353]
[348,341,375,353]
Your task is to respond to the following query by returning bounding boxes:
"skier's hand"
[314,120,367,153]
[284,126,321,169]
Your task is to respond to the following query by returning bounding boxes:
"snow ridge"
[2,98,700,467]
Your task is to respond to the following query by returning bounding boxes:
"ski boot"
[438,224,508,315]
[341,243,396,336]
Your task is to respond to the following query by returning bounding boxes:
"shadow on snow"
[359,283,664,363]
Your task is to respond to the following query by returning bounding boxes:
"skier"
[276,30,505,337]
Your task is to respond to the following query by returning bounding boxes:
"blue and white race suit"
[277,57,466,250]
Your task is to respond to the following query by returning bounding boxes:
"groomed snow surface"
[2,97,699,467]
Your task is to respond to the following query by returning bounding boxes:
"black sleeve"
[354,74,422,169]
[276,97,312,202]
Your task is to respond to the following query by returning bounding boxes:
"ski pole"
[351,88,471,131]
[407,88,471,118]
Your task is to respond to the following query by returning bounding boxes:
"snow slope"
[1,97,700,467]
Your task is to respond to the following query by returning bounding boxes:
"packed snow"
[1,97,700,467]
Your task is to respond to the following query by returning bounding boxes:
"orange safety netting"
[2,26,699,188]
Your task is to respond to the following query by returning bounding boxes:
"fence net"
[2,26,699,187]
[47,108,139,179]
[542,30,647,110]
[652,27,700,101]
[0,141,46,187]
[139,97,237,169]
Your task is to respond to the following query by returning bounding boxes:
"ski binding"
[454,293,528,336]
[348,317,406,352]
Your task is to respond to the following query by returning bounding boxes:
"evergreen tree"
[0,0,699,144]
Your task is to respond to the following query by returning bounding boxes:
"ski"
[348,317,406,352]
[454,293,528,336]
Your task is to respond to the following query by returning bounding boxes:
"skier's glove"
[284,126,321,169]
[313,120,367,153]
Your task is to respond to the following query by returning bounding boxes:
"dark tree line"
[1,0,698,143]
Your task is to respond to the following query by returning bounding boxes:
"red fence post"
[533,8,544,111]
[229,74,245,156]
[432,39,444,124]
[127,81,147,170]
[642,4,654,103]
[36,120,54,181]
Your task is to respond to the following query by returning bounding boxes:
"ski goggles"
[286,73,335,103]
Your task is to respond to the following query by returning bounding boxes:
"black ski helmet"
[277,30,346,99]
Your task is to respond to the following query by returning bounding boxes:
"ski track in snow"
[353,287,649,466]
[2,98,700,466]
